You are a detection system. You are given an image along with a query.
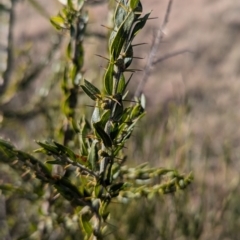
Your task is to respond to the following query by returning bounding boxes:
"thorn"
[125,73,134,86]
[99,65,108,71]
[51,193,60,201]
[148,17,158,20]
[85,104,103,109]
[64,164,72,170]
[153,49,192,65]
[95,54,110,61]
[101,24,115,31]
[132,56,144,60]
[21,169,30,178]
[123,99,137,103]
[132,43,148,47]
[11,159,18,165]
[125,69,143,72]
[85,104,95,108]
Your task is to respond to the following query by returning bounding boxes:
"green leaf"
[99,110,111,128]
[80,214,93,238]
[79,117,90,156]
[114,0,128,28]
[110,25,127,61]
[0,183,17,192]
[53,141,77,161]
[0,139,15,150]
[94,184,102,198]
[74,44,84,70]
[71,118,80,133]
[104,63,114,95]
[117,74,126,93]
[130,0,140,10]
[120,106,131,123]
[129,12,151,41]
[110,9,136,60]
[93,122,112,148]
[81,79,100,101]
[46,160,65,165]
[67,0,74,9]
[67,42,72,59]
[130,103,144,119]
[123,112,145,141]
[36,141,59,155]
[111,94,124,122]
[50,16,65,30]
[84,79,101,96]
[54,177,84,202]
[81,85,97,101]
[109,124,120,142]
[123,11,135,33]
[87,140,98,171]
[109,182,124,193]
[123,44,133,69]
[17,151,51,179]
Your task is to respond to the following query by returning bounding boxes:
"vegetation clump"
[0,0,192,239]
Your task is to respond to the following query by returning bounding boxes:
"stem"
[135,0,174,98]
[55,155,98,178]
[0,0,15,95]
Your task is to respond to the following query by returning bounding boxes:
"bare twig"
[134,0,174,98]
[56,155,99,178]
[18,37,62,91]
[0,0,15,95]
[153,49,193,65]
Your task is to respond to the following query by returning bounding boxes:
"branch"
[153,49,193,65]
[134,0,174,98]
[0,0,15,95]
[55,155,99,178]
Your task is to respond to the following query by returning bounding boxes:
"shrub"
[0,0,192,239]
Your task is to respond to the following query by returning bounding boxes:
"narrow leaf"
[36,141,59,155]
[53,141,77,161]
[130,0,140,10]
[84,79,101,96]
[81,85,97,101]
[117,74,126,94]
[87,140,98,171]
[129,12,151,41]
[93,122,112,148]
[104,63,114,95]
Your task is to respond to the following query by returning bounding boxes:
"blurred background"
[1,0,240,239]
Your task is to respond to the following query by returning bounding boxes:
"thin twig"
[134,0,174,98]
[153,49,193,65]
[0,0,15,95]
[56,155,99,178]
